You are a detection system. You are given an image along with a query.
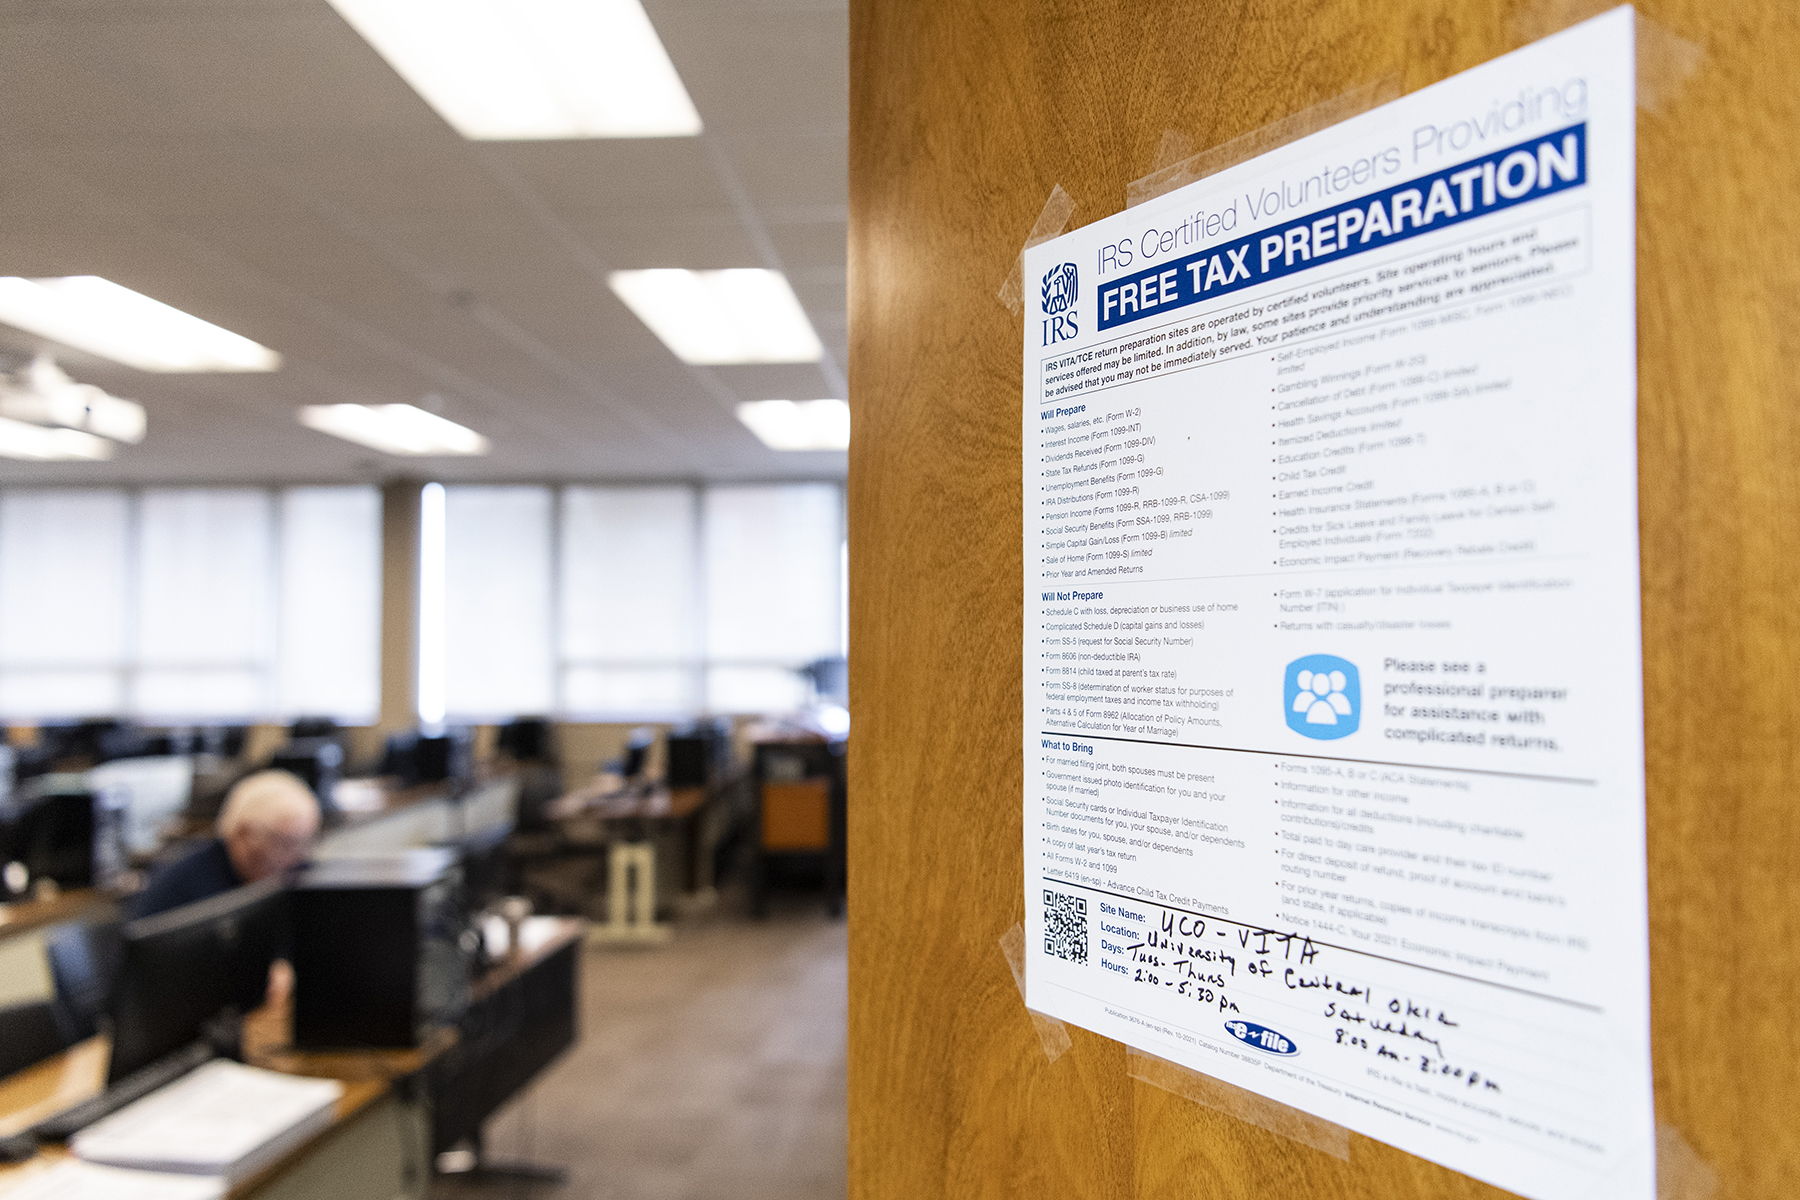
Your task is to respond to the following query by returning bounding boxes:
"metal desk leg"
[586,841,672,946]
[436,1128,568,1186]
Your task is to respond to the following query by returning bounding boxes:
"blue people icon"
[1284,655,1360,740]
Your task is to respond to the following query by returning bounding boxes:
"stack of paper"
[0,1160,225,1199]
[69,1060,343,1184]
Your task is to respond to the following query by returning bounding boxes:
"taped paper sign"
[1021,11,1650,1199]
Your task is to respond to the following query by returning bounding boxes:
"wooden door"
[848,1,1800,1197]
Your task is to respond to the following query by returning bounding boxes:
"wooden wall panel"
[847,2,1800,1197]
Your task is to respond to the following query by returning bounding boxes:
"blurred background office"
[0,2,849,1198]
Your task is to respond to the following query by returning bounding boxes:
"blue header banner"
[1096,122,1588,331]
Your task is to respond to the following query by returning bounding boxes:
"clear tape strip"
[1125,5,1702,215]
[1126,78,1402,209]
[1125,1048,1352,1160]
[1656,1123,1719,1200]
[997,923,1072,1062]
[1514,2,1704,114]
[998,185,1077,314]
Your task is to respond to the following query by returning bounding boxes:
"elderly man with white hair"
[130,769,322,919]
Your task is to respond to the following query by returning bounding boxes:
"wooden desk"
[546,780,737,943]
[326,778,448,823]
[0,916,584,1198]
[472,914,584,1003]
[549,781,708,823]
[0,890,105,941]
[0,995,447,1198]
[0,1078,409,1200]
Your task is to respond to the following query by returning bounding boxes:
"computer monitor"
[382,729,470,788]
[616,728,656,783]
[495,717,554,764]
[89,756,195,859]
[94,724,154,764]
[0,787,120,892]
[36,720,152,767]
[666,718,731,789]
[46,912,124,1043]
[0,813,20,899]
[209,726,249,760]
[287,717,340,742]
[271,739,342,820]
[437,822,511,917]
[415,733,467,785]
[106,879,291,1084]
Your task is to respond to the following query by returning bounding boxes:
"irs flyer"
[1021,10,1649,1199]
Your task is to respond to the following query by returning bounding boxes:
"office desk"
[429,917,583,1165]
[165,778,452,848]
[0,999,443,1199]
[316,776,516,859]
[0,916,584,1198]
[551,777,742,888]
[547,781,737,943]
[0,890,104,940]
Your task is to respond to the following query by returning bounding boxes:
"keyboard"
[30,1041,217,1142]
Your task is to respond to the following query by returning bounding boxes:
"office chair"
[45,913,124,1043]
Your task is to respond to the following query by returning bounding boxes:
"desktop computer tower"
[290,849,472,1050]
[666,718,731,789]
[665,732,710,788]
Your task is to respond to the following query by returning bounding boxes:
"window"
[559,485,698,715]
[0,490,130,718]
[701,484,842,713]
[134,489,274,717]
[439,486,554,719]
[432,482,843,719]
[0,486,381,722]
[279,487,382,720]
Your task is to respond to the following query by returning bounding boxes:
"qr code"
[1043,890,1088,964]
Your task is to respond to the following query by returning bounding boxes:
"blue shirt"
[129,838,243,920]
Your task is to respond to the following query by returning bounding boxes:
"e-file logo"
[1224,1020,1299,1056]
[1040,261,1080,346]
[1283,654,1360,740]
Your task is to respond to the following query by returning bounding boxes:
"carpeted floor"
[432,893,847,1200]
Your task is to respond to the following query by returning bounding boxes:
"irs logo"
[1041,262,1078,313]
[1040,262,1080,346]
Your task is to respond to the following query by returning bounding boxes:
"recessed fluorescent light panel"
[0,357,146,443]
[0,277,280,373]
[300,404,489,456]
[736,399,849,451]
[326,0,702,139]
[609,269,823,365]
[0,416,112,462]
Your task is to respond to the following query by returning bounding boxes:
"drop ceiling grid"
[0,0,848,483]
